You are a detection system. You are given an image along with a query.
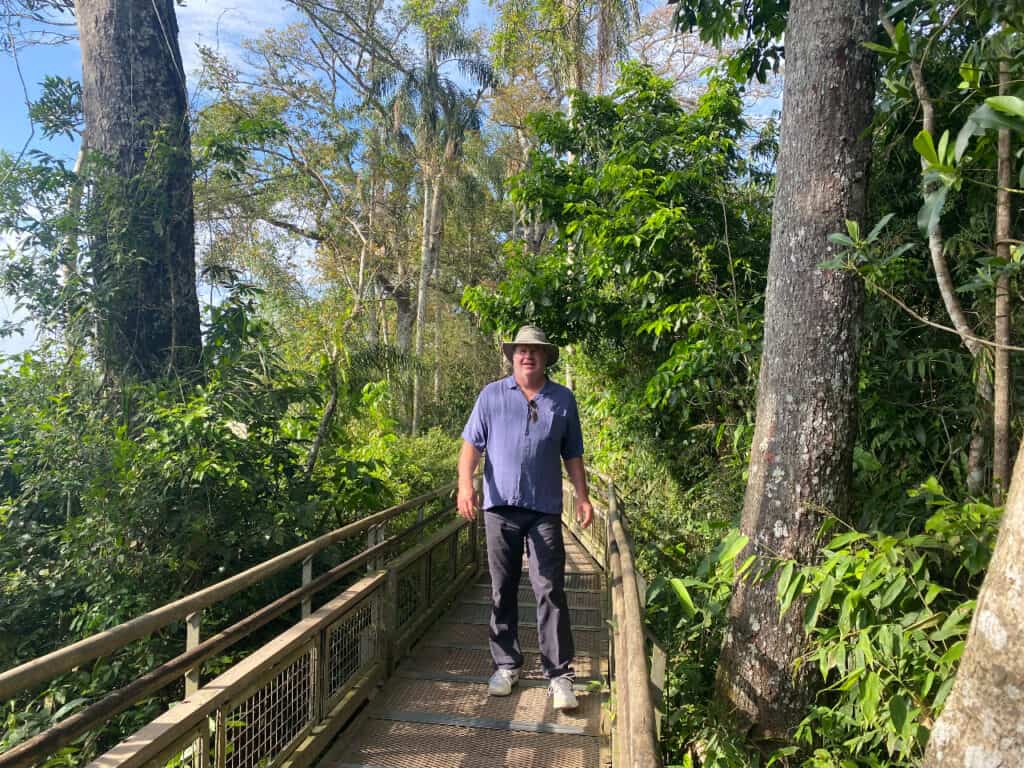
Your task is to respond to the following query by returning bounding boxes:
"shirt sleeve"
[561,393,584,460]
[461,389,488,451]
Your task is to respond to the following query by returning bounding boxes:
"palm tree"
[381,12,492,433]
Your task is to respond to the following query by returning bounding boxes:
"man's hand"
[576,497,594,529]
[457,484,478,521]
[457,440,482,521]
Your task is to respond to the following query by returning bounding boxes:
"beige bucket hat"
[502,325,559,365]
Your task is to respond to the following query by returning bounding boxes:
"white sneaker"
[549,675,578,710]
[488,667,520,696]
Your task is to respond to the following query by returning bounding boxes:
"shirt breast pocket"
[545,404,568,438]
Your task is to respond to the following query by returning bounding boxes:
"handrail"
[609,487,662,768]
[77,512,478,768]
[0,482,456,702]
[5,472,660,768]
[561,476,663,768]
[0,517,453,768]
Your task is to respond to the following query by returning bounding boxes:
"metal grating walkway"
[316,524,609,768]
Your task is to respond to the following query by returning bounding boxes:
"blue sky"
[0,0,757,356]
[0,0,301,355]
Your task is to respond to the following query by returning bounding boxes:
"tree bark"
[393,285,413,352]
[713,0,879,740]
[75,0,202,380]
[433,294,442,403]
[923,439,1024,766]
[365,277,380,346]
[411,171,444,434]
[992,58,1012,504]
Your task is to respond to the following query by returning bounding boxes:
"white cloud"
[0,231,37,358]
[175,0,300,83]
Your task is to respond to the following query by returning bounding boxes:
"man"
[457,325,594,711]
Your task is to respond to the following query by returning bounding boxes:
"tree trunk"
[433,295,442,403]
[75,0,201,380]
[713,0,879,740]
[411,172,444,434]
[967,423,988,497]
[924,439,1024,765]
[365,277,380,346]
[993,58,1012,505]
[394,286,413,353]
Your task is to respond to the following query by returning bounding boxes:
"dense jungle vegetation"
[2,0,1024,765]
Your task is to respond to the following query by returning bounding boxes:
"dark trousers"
[484,506,575,679]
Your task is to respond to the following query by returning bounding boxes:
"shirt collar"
[507,375,552,396]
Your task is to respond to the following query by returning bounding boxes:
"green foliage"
[653,481,999,768]
[671,0,787,83]
[0,283,457,761]
[28,76,82,141]
[784,484,998,765]
[465,63,769,424]
[647,529,762,767]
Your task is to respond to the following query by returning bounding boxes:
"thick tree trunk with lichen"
[992,58,1012,504]
[712,0,879,740]
[75,0,201,380]
[923,439,1024,765]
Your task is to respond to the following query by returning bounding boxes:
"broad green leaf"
[776,561,795,606]
[913,130,938,166]
[837,665,863,690]
[861,671,881,721]
[827,531,867,550]
[669,578,697,619]
[804,577,834,633]
[717,533,749,565]
[950,118,974,162]
[988,95,1024,119]
[780,572,805,617]
[917,186,949,236]
[736,554,757,579]
[839,590,860,634]
[878,574,907,609]
[877,623,894,657]
[938,639,965,666]
[930,601,975,642]
[863,41,897,57]
[933,675,957,710]
[937,130,950,165]
[867,213,894,243]
[893,20,909,53]
[863,41,896,56]
[828,232,856,247]
[889,694,909,734]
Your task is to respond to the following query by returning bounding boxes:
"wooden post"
[385,565,399,671]
[302,556,313,619]
[421,550,431,611]
[612,503,662,767]
[214,709,227,768]
[185,611,201,697]
[609,537,629,768]
[448,528,458,584]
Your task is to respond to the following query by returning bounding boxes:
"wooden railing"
[3,473,663,768]
[0,483,477,768]
[562,476,664,768]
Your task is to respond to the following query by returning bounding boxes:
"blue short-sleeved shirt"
[461,376,584,515]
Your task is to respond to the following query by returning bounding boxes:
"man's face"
[513,344,546,376]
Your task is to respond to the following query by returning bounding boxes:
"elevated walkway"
[0,479,661,768]
[319,525,607,768]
